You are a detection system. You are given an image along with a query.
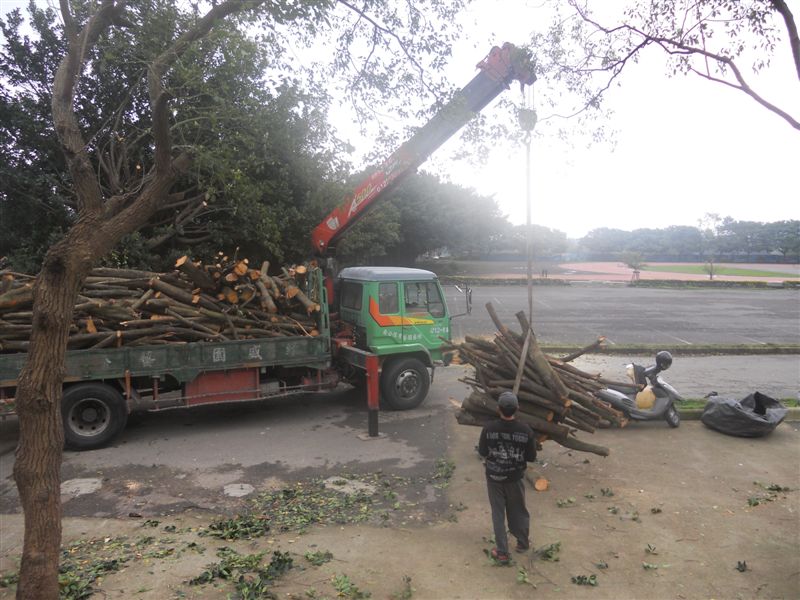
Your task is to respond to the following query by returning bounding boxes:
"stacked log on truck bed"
[0,255,321,354]
[449,303,628,457]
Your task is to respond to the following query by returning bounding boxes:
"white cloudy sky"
[3,0,797,239]
[389,0,800,238]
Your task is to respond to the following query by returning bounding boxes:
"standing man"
[478,391,537,565]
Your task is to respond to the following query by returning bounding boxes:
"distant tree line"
[442,218,799,264]
[575,218,800,263]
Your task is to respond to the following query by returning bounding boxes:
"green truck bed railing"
[0,334,331,388]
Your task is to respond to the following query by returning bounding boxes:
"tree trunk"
[12,234,94,599]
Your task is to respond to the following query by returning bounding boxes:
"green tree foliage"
[492,223,568,259]
[766,220,800,259]
[578,218,799,261]
[334,172,509,265]
[0,0,529,275]
[0,1,355,271]
[578,227,629,255]
[621,251,647,271]
[0,3,73,272]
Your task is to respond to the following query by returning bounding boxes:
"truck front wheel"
[62,383,128,450]
[380,358,430,411]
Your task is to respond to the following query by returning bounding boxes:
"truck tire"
[62,383,128,450]
[380,357,430,411]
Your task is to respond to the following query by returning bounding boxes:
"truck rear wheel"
[380,357,430,411]
[62,383,128,450]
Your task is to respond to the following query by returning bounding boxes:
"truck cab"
[336,266,451,410]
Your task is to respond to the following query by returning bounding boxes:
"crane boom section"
[311,43,535,255]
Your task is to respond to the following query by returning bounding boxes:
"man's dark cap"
[498,391,519,416]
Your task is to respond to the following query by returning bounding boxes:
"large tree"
[0,2,354,272]
[5,0,465,596]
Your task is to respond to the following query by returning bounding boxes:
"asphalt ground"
[443,283,800,346]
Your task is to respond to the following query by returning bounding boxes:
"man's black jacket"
[478,418,537,482]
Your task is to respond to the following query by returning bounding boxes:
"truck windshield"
[404,282,445,318]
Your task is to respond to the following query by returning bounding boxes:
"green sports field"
[641,264,798,278]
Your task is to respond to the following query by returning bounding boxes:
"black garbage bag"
[701,392,788,437]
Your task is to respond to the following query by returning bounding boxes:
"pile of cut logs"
[0,255,321,353]
[449,303,629,457]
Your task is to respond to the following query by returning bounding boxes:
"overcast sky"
[401,0,800,238]
[3,0,797,239]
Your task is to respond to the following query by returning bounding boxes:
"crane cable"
[519,84,537,326]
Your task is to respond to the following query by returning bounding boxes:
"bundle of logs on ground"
[0,254,321,353]
[448,303,628,457]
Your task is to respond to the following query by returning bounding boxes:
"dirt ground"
[2,417,798,599]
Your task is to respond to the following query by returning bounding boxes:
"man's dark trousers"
[487,476,529,555]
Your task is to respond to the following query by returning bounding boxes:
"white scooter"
[596,351,684,427]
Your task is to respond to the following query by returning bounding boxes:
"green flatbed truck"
[0,43,534,449]
[1,265,454,448]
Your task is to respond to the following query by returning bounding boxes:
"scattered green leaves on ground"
[753,481,793,495]
[391,575,414,599]
[3,467,453,597]
[595,561,608,570]
[537,542,561,562]
[203,514,272,540]
[305,550,334,566]
[645,544,658,555]
[49,535,173,600]
[556,497,577,508]
[736,560,748,572]
[650,507,662,514]
[747,480,794,508]
[332,574,371,599]
[756,482,791,492]
[748,495,774,507]
[516,567,535,587]
[600,488,614,497]
[201,469,446,540]
[571,574,597,586]
[202,479,373,540]
[642,562,659,570]
[431,458,456,488]
[190,547,293,598]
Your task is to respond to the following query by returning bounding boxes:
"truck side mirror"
[453,283,472,317]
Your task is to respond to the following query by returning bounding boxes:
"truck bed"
[0,333,331,388]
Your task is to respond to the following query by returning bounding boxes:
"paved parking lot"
[444,284,800,346]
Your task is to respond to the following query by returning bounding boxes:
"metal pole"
[525,133,533,325]
[366,353,380,437]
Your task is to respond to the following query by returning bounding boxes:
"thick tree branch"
[648,34,800,130]
[771,0,800,81]
[148,0,262,173]
[52,0,125,215]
